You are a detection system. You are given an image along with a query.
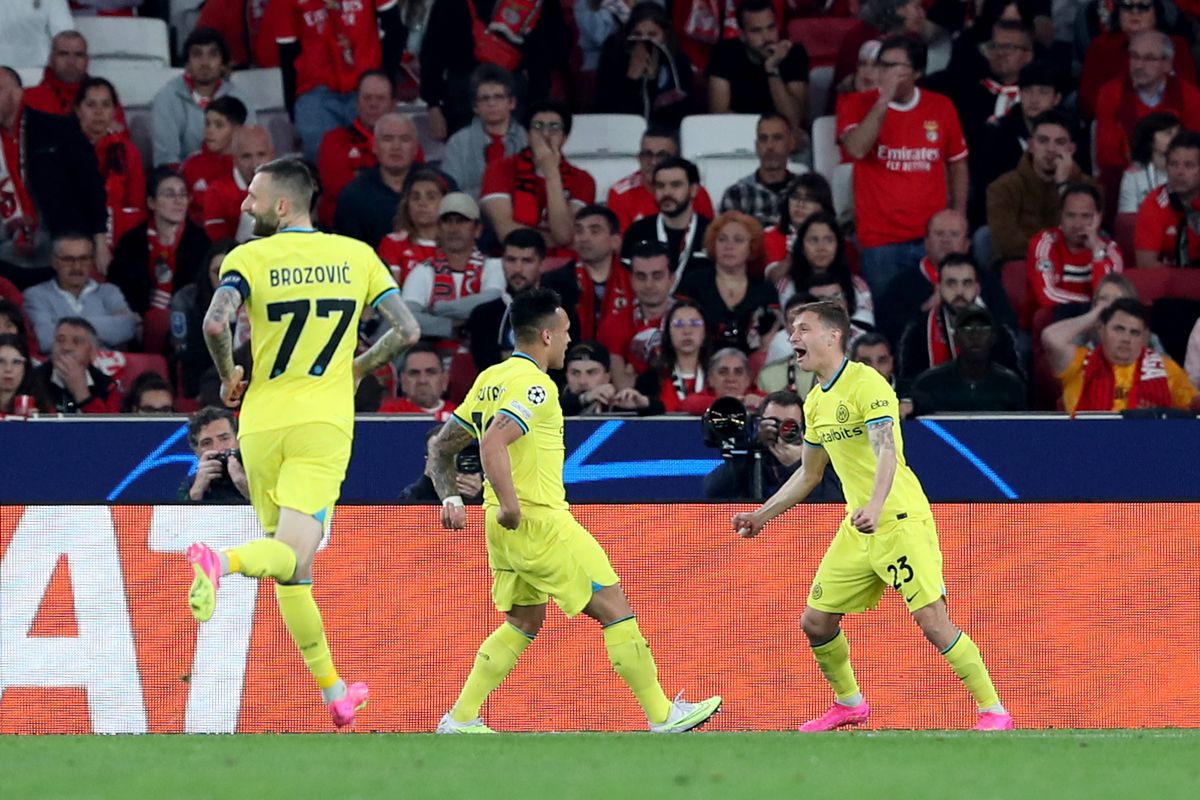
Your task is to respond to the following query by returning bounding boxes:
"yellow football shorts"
[239,422,352,535]
[807,514,945,614]
[485,506,620,618]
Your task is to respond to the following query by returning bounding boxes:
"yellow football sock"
[275,583,339,692]
[450,622,532,723]
[226,538,297,582]
[603,617,671,725]
[812,630,861,702]
[942,632,1001,710]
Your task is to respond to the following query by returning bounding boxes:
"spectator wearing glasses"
[762,173,835,279]
[1078,0,1195,122]
[1094,31,1200,175]
[24,233,136,353]
[607,128,714,233]
[910,306,1027,415]
[33,316,120,414]
[315,70,396,228]
[947,21,1034,159]
[480,100,596,254]
[633,300,715,414]
[619,157,712,282]
[595,2,699,129]
[837,36,968,300]
[0,333,51,415]
[441,65,528,202]
[121,371,175,414]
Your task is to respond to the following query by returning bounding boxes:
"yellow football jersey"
[218,229,398,438]
[803,358,931,522]
[452,352,568,511]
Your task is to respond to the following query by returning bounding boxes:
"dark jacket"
[704,451,844,502]
[35,362,119,414]
[108,220,210,315]
[595,35,698,129]
[23,107,107,237]
[467,295,510,372]
[334,166,456,249]
[897,305,1022,394]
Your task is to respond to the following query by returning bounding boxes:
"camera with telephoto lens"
[455,444,482,475]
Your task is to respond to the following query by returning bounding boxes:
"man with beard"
[607,128,714,233]
[1026,183,1123,310]
[185,156,420,730]
[621,157,711,285]
[897,254,1021,392]
[543,205,630,342]
[466,228,548,371]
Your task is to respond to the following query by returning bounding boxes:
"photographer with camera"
[180,406,249,503]
[400,425,485,503]
[703,390,843,502]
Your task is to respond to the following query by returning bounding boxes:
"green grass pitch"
[4,730,1198,799]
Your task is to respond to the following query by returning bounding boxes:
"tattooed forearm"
[428,421,475,500]
[868,420,896,459]
[203,286,242,381]
[355,293,421,378]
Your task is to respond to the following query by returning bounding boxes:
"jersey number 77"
[266,298,357,378]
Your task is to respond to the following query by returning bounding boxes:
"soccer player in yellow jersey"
[426,286,721,733]
[185,158,420,729]
[732,301,1014,732]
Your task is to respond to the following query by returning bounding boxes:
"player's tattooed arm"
[861,418,898,522]
[868,419,896,460]
[428,420,475,501]
[354,292,421,381]
[203,286,244,381]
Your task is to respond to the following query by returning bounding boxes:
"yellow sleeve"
[364,247,400,308]
[1166,357,1198,409]
[496,372,554,435]
[855,368,899,427]
[802,392,822,447]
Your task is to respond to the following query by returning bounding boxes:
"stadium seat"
[807,65,834,125]
[563,114,646,158]
[169,0,206,59]
[811,115,839,180]
[74,17,171,68]
[680,114,762,204]
[831,162,853,224]
[1000,260,1032,330]
[786,17,860,67]
[233,68,298,156]
[1112,213,1136,265]
[1029,308,1061,411]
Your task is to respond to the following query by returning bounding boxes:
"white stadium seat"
[807,65,834,127]
[73,17,171,68]
[680,114,759,205]
[832,162,854,225]
[15,68,43,89]
[563,114,646,159]
[233,68,296,155]
[169,0,206,59]
[812,115,839,181]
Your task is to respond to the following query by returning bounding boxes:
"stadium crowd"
[4,0,1200,424]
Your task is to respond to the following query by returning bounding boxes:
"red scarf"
[148,224,183,310]
[0,109,37,248]
[919,256,939,286]
[925,307,955,368]
[981,79,1021,124]
[30,67,80,115]
[576,257,633,341]
[510,150,547,227]
[1075,346,1173,413]
[1116,74,1185,160]
[430,250,485,304]
[183,74,222,110]
[485,132,505,166]
[471,0,544,70]
[349,117,375,157]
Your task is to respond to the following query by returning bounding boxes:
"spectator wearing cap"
[181,95,247,228]
[401,192,504,341]
[972,61,1071,222]
[718,114,808,229]
[1026,183,1123,311]
[203,125,275,243]
[1042,296,1199,414]
[1134,131,1200,267]
[442,65,528,203]
[620,157,712,284]
[315,70,396,228]
[544,205,631,342]
[0,0,72,69]
[837,36,968,300]
[273,0,403,161]
[33,316,120,414]
[23,30,90,116]
[480,99,596,255]
[599,239,674,388]
[607,128,714,234]
[1093,31,1200,175]
[987,110,1100,264]
[910,306,1027,415]
[561,342,619,416]
[0,66,109,279]
[75,77,145,248]
[151,28,256,167]
[1118,112,1179,214]
[379,343,459,419]
[707,0,809,133]
[337,114,455,249]
[24,233,136,353]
